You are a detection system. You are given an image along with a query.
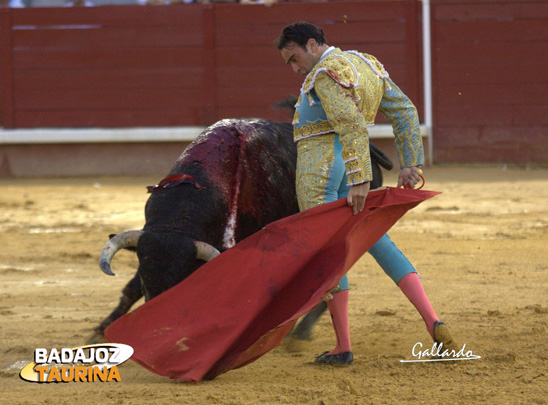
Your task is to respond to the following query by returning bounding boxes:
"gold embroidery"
[294,48,424,180]
[294,119,334,141]
[315,74,372,184]
[379,79,424,167]
[301,53,358,94]
[301,49,387,126]
[296,135,337,211]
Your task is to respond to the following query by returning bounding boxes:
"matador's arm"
[378,79,424,168]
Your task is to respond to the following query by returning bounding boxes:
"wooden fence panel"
[0,2,421,129]
[14,108,201,128]
[431,0,548,163]
[4,1,546,164]
[214,0,421,123]
[14,68,204,91]
[12,48,205,70]
[12,25,203,49]
[4,5,207,128]
[433,0,548,21]
[0,9,14,128]
[10,5,204,26]
[215,1,408,24]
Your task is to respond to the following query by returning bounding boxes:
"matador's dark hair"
[274,21,327,50]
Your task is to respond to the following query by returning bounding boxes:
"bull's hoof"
[289,326,313,341]
[433,321,459,356]
[86,331,107,345]
[314,351,354,365]
[284,335,309,353]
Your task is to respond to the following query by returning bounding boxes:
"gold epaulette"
[300,49,359,95]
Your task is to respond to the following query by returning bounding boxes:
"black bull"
[93,118,393,343]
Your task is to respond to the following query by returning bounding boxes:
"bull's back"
[169,118,298,243]
[234,119,298,238]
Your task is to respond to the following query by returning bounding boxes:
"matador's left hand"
[397,167,423,188]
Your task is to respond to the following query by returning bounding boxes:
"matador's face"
[280,40,319,76]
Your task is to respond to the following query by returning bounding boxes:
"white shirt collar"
[318,46,336,62]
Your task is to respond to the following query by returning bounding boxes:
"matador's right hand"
[347,182,370,215]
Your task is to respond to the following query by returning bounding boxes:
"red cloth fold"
[105,188,440,382]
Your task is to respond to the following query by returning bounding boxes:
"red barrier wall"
[1,6,210,128]
[1,0,547,165]
[0,1,422,129]
[431,0,548,163]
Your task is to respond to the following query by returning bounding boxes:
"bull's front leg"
[285,301,328,352]
[87,272,143,344]
[291,301,328,340]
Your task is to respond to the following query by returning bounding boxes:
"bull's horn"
[194,241,221,262]
[99,230,143,276]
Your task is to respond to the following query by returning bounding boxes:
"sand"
[1,165,547,404]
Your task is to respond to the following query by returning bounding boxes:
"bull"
[92,117,392,344]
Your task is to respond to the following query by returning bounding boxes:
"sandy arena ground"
[0,165,547,404]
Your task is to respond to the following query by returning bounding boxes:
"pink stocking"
[326,289,352,354]
[398,272,439,338]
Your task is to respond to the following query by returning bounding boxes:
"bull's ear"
[272,94,298,117]
[108,234,137,252]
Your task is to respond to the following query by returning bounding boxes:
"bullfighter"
[275,21,458,365]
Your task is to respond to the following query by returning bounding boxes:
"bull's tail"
[370,143,393,170]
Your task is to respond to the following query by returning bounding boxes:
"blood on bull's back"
[146,118,299,249]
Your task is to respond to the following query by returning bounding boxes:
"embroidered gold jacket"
[293,48,424,185]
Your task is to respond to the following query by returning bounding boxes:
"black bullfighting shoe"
[433,321,460,357]
[314,351,354,365]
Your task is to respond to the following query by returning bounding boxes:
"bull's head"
[99,231,220,300]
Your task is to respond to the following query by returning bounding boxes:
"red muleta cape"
[105,187,440,382]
